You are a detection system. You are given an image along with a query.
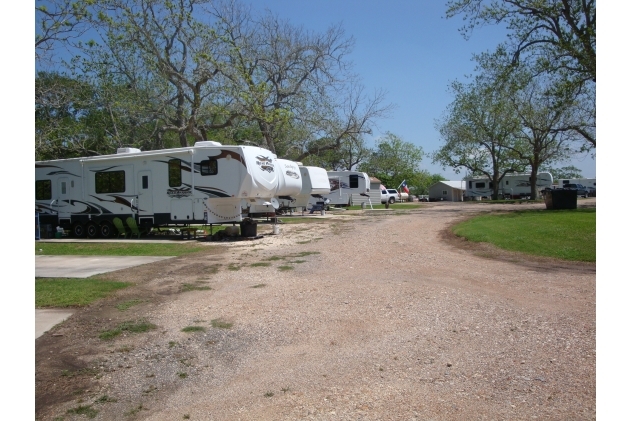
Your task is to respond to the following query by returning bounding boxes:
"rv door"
[56,178,71,220]
[136,171,154,224]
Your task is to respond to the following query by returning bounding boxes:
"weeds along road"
[36,200,596,421]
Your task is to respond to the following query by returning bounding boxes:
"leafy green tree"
[540,165,583,180]
[358,132,424,189]
[411,171,446,196]
[433,75,524,200]
[446,0,595,85]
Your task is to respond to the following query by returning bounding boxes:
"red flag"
[401,181,409,193]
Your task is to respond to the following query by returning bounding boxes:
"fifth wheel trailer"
[307,171,371,208]
[464,172,553,199]
[35,141,282,237]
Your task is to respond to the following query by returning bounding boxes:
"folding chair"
[112,217,128,238]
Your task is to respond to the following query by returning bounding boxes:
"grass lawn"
[36,277,131,307]
[452,208,595,262]
[35,242,209,256]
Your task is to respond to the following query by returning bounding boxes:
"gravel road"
[35,200,596,421]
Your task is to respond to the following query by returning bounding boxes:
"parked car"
[417,195,429,202]
[587,186,596,197]
[562,183,589,198]
[381,188,398,204]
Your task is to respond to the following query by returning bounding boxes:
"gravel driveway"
[35,200,596,420]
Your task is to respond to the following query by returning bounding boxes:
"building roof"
[431,180,466,190]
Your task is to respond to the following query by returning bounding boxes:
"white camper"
[464,172,553,199]
[556,178,596,189]
[291,166,331,212]
[308,171,371,208]
[243,158,303,216]
[35,141,280,237]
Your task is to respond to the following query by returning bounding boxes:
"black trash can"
[543,189,577,210]
[240,220,257,237]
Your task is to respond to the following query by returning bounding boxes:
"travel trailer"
[308,171,371,208]
[35,141,282,237]
[464,172,553,199]
[556,178,596,189]
[242,158,303,216]
[291,166,331,212]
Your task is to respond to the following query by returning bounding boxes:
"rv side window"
[61,181,67,195]
[95,171,125,193]
[142,176,149,189]
[168,159,182,187]
[475,182,485,188]
[36,180,52,200]
[468,181,472,189]
[489,182,494,189]
[200,159,218,176]
[349,174,359,188]
[506,180,509,185]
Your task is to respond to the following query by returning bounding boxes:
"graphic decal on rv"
[167,187,193,198]
[256,155,274,173]
[36,164,81,177]
[91,194,135,210]
[191,186,231,198]
[212,149,247,167]
[285,170,300,179]
[329,178,349,192]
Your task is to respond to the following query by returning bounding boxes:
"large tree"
[433,76,524,200]
[37,0,392,161]
[446,0,595,85]
[358,132,424,189]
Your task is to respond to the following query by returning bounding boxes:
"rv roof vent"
[194,141,222,147]
[117,147,141,154]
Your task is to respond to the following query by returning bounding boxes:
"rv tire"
[72,223,86,238]
[100,221,113,238]
[86,222,98,238]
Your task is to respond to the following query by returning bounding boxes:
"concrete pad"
[36,309,75,339]
[35,255,175,278]
[35,255,175,339]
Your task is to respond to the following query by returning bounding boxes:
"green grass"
[180,282,212,292]
[250,262,271,267]
[452,208,595,262]
[278,265,294,271]
[66,405,98,418]
[181,326,206,333]
[35,242,209,256]
[211,318,233,329]
[116,299,143,311]
[36,278,131,307]
[99,320,157,340]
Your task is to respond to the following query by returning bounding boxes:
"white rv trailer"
[242,158,303,216]
[307,170,371,208]
[290,166,331,212]
[35,141,281,237]
[464,172,553,199]
[556,178,596,189]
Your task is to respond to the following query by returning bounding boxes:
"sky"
[248,0,596,180]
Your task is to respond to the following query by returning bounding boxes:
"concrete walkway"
[36,255,175,339]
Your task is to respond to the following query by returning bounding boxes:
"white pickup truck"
[381,188,398,204]
[381,188,410,204]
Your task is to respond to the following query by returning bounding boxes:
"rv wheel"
[72,223,86,238]
[100,221,113,238]
[86,222,98,238]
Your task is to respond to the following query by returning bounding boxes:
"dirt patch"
[36,203,596,421]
